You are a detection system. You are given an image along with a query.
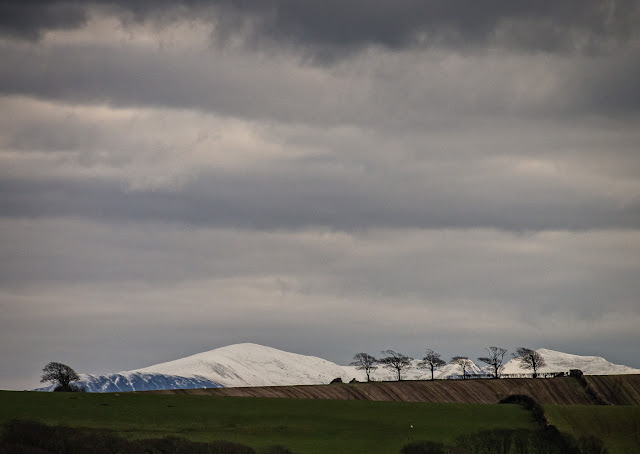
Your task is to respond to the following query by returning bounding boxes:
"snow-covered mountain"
[136,344,489,384]
[38,344,640,392]
[501,348,640,376]
[38,343,348,391]
[136,343,353,387]
[38,372,223,392]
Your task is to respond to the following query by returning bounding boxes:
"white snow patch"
[136,343,353,387]
[502,348,640,375]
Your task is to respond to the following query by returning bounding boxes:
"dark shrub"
[454,429,516,454]
[0,445,51,454]
[0,420,258,454]
[568,370,610,405]
[1,420,69,453]
[578,436,609,454]
[569,369,584,378]
[191,440,256,454]
[529,425,582,454]
[453,428,584,454]
[570,369,588,388]
[259,445,299,454]
[399,440,446,454]
[53,383,86,392]
[499,394,548,427]
[330,377,343,384]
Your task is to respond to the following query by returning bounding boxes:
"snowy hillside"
[38,372,223,392]
[37,344,640,392]
[137,344,490,385]
[502,348,640,376]
[136,343,353,387]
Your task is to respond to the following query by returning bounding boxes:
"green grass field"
[0,391,538,454]
[545,405,640,454]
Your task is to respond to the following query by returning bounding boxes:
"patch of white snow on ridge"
[135,344,640,388]
[136,343,352,387]
[502,348,640,375]
[433,360,488,379]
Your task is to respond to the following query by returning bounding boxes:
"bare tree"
[350,353,378,382]
[41,362,81,392]
[478,346,508,378]
[379,350,413,381]
[417,349,446,380]
[514,348,547,378]
[450,356,474,380]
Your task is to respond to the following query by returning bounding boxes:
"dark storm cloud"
[0,2,87,40]
[1,173,639,234]
[209,0,640,54]
[2,1,638,54]
[576,47,640,114]
[2,36,639,129]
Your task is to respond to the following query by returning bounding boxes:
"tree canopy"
[450,356,474,379]
[417,349,446,380]
[514,348,546,378]
[379,350,413,381]
[350,353,378,382]
[478,346,508,378]
[41,362,81,392]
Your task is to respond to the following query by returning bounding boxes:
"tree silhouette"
[417,349,446,380]
[379,350,413,381]
[350,353,378,382]
[478,346,508,378]
[450,356,474,379]
[514,348,546,378]
[41,362,81,392]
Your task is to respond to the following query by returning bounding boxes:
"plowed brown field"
[147,375,640,405]
[585,374,640,405]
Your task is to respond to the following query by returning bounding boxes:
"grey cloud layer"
[1,1,640,390]
[4,219,639,317]
[2,218,640,389]
[1,42,639,141]
[0,2,87,39]
[1,84,639,233]
[2,0,639,55]
[2,167,640,232]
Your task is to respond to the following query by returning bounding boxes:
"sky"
[1,1,640,390]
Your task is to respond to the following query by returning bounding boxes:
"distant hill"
[135,343,353,387]
[36,343,640,392]
[38,372,223,392]
[501,348,640,376]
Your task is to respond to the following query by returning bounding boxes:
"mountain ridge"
[37,343,640,392]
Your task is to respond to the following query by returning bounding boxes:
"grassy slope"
[0,391,537,454]
[545,405,640,454]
